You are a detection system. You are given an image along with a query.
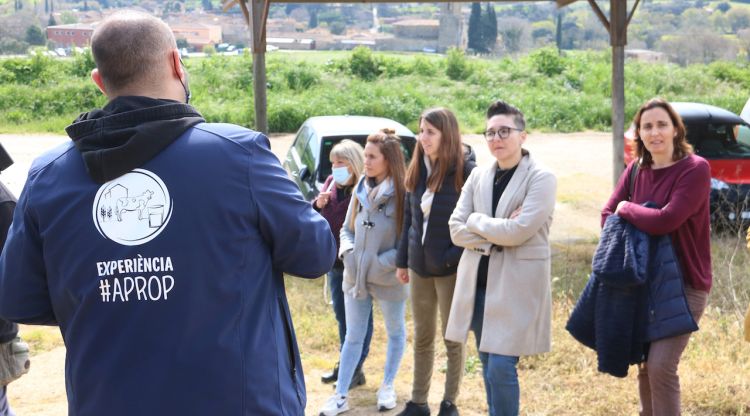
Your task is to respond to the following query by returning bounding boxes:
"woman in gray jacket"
[319,129,408,416]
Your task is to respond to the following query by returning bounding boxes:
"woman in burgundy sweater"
[602,98,711,416]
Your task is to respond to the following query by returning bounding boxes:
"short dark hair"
[486,100,526,131]
[91,11,176,93]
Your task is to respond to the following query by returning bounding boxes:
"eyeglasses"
[483,126,523,141]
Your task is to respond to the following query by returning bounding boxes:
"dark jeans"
[470,286,520,416]
[328,265,372,368]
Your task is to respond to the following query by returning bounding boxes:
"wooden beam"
[587,0,610,33]
[627,0,641,27]
[610,0,627,185]
[248,0,269,133]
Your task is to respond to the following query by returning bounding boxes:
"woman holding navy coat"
[602,98,712,416]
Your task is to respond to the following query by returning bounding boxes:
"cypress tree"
[468,2,483,52]
[483,3,497,53]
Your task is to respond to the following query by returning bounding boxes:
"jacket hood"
[463,143,476,165]
[66,96,205,184]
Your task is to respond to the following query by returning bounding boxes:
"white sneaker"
[319,394,349,416]
[376,383,397,411]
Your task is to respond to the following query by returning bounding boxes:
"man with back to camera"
[0,11,336,416]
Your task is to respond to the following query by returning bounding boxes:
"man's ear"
[171,49,185,82]
[91,68,107,95]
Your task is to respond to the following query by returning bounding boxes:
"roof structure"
[222,0,643,184]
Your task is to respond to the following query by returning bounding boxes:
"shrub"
[530,47,565,77]
[283,64,320,90]
[68,48,96,78]
[348,46,380,81]
[445,47,472,81]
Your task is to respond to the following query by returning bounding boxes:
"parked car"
[624,101,750,229]
[284,115,416,201]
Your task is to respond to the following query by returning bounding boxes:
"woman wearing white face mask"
[313,139,373,389]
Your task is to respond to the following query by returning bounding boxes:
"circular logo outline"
[92,169,173,246]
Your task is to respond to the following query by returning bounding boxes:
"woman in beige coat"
[446,101,556,416]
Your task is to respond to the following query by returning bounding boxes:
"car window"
[736,124,750,147]
[293,126,311,155]
[301,130,319,175]
[317,135,415,182]
[694,123,750,158]
[318,136,368,182]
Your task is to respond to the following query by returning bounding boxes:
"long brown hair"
[632,98,692,167]
[349,128,406,236]
[405,108,465,193]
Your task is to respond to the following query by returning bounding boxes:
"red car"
[624,101,750,229]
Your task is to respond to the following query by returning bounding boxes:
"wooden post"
[610,0,627,186]
[249,0,269,134]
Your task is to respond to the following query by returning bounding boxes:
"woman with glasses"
[319,129,408,416]
[446,100,557,416]
[602,98,711,415]
[394,108,475,416]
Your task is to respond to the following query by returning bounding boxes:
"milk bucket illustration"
[148,205,164,228]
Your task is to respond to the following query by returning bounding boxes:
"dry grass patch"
[291,234,750,416]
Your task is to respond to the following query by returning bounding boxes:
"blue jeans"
[328,266,372,368]
[0,386,14,416]
[336,292,406,397]
[470,286,520,416]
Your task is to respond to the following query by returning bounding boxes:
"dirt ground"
[0,130,615,415]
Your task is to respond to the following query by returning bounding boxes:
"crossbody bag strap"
[628,162,640,201]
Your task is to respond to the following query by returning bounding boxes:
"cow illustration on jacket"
[116,190,153,221]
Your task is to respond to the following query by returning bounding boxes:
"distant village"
[45,4,468,55]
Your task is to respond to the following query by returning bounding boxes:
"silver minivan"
[283,115,416,201]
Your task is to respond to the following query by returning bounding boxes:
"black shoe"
[437,400,458,416]
[321,362,338,384]
[349,365,366,389]
[396,401,430,416]
[333,365,366,390]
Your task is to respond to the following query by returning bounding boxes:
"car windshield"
[691,123,750,159]
[318,135,415,183]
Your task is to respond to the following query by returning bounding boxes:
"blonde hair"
[330,139,364,187]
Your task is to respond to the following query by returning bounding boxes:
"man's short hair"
[486,100,526,131]
[91,11,177,93]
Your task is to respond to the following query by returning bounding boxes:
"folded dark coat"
[566,212,697,378]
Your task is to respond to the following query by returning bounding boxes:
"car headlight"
[711,178,730,190]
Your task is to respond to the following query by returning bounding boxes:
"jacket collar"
[479,149,532,217]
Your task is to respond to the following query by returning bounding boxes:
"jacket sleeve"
[395,192,411,268]
[0,178,57,325]
[339,192,356,258]
[617,160,710,235]
[465,170,556,247]
[249,135,336,278]
[449,169,493,254]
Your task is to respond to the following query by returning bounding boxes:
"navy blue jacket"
[396,147,476,277]
[566,213,697,377]
[0,97,336,415]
